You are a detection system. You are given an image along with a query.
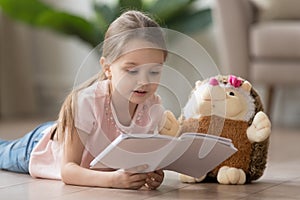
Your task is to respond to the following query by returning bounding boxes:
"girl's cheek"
[152,84,159,91]
[114,78,136,92]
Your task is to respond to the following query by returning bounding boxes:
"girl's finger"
[131,180,146,189]
[124,164,148,173]
[130,173,148,182]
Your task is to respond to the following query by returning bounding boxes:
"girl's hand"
[111,170,148,190]
[144,170,165,190]
[159,111,180,137]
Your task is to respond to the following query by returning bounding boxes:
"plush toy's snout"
[199,83,226,102]
[209,77,219,86]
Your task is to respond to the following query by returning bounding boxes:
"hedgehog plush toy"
[172,75,271,185]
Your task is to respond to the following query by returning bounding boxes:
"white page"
[90,134,180,172]
[164,136,237,178]
[90,133,237,177]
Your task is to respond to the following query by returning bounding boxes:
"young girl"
[0,10,178,190]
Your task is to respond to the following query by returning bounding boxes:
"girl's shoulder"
[78,79,109,98]
[76,80,109,109]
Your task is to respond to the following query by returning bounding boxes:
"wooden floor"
[0,118,300,200]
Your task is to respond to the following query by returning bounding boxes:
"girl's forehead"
[118,48,165,65]
[112,40,165,65]
[122,39,164,54]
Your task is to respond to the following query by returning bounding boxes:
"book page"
[90,134,180,172]
[90,133,237,177]
[164,135,237,178]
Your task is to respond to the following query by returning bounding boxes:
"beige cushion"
[251,60,300,85]
[250,21,300,59]
[252,0,300,20]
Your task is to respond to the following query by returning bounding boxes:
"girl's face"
[105,40,165,105]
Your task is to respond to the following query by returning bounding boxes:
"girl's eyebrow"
[123,62,138,66]
[123,62,164,68]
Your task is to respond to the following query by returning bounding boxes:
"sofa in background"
[213,0,300,116]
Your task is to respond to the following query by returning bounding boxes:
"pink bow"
[228,75,242,88]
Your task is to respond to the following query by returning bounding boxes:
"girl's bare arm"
[60,129,148,189]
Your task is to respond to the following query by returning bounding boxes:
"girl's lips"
[134,90,147,93]
[133,90,147,96]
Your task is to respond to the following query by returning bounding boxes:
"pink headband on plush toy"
[228,75,242,88]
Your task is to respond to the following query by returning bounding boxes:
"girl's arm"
[60,129,148,189]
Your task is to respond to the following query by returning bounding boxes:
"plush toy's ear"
[241,81,252,92]
[195,80,202,87]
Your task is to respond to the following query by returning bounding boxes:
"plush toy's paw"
[247,111,271,143]
[217,166,246,185]
[159,111,180,137]
[179,174,206,183]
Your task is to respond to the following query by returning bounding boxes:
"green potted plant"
[0,0,211,47]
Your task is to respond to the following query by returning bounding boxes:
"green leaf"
[0,0,102,46]
[93,2,116,30]
[36,11,102,46]
[0,0,212,46]
[165,8,212,34]
[0,0,51,25]
[118,0,143,10]
[148,0,192,21]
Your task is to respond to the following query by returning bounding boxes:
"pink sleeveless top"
[29,80,163,179]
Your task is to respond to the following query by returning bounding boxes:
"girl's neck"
[110,88,137,126]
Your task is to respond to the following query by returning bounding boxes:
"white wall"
[0,14,37,117]
[0,0,98,117]
[25,0,98,116]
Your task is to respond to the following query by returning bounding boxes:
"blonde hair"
[53,10,166,143]
[103,10,167,63]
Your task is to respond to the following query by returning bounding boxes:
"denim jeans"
[0,121,55,173]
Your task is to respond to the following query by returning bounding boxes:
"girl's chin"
[129,93,149,104]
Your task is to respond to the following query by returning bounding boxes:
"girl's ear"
[100,57,111,79]
[100,57,107,69]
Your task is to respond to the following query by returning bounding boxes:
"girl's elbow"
[60,168,70,185]
[60,163,75,185]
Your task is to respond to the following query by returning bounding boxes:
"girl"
[0,10,178,190]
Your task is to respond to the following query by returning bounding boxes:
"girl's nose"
[137,72,150,85]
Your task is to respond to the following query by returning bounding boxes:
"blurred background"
[0,0,299,129]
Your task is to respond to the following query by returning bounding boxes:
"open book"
[90,133,237,178]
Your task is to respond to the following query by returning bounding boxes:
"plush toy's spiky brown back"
[247,85,269,182]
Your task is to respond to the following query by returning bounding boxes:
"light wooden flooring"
[0,118,300,200]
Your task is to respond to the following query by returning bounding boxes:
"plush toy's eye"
[229,91,235,96]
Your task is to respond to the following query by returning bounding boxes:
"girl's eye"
[127,69,138,74]
[228,91,235,96]
[150,71,161,75]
